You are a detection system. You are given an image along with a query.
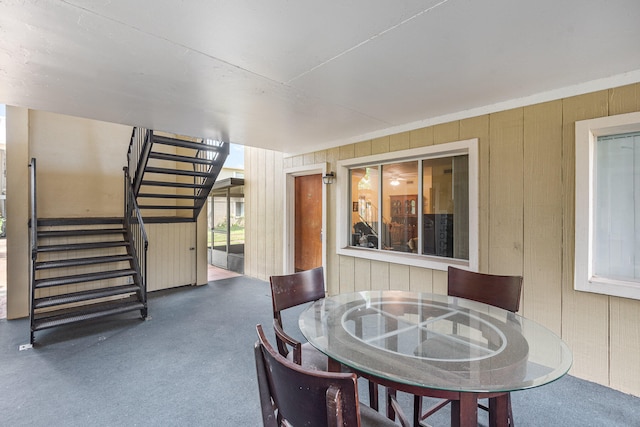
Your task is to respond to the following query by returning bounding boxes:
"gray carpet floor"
[1,276,639,426]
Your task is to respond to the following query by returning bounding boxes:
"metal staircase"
[29,217,147,342]
[128,128,229,221]
[26,128,229,345]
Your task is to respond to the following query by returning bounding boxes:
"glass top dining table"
[299,290,572,426]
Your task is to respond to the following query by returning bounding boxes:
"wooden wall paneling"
[245,147,254,277]
[410,126,434,148]
[523,101,563,332]
[353,258,372,291]
[370,260,390,291]
[488,109,524,276]
[561,91,610,384]
[264,150,276,279]
[607,83,640,396]
[433,121,459,145]
[256,148,267,280]
[283,155,293,170]
[325,147,341,295]
[339,143,356,160]
[432,268,447,295]
[303,152,315,165]
[409,266,433,293]
[608,83,640,115]
[389,263,410,291]
[338,255,356,295]
[355,140,372,157]
[609,296,640,396]
[196,199,208,286]
[291,154,303,168]
[273,151,284,277]
[372,136,390,155]
[390,131,411,152]
[460,115,490,272]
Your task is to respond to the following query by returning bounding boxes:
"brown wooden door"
[295,174,322,272]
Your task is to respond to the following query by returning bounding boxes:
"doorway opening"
[208,177,245,274]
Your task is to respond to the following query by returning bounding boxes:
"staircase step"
[35,269,136,288]
[138,205,197,210]
[34,284,141,309]
[37,217,124,227]
[137,193,206,200]
[38,228,126,239]
[37,241,129,253]
[140,180,208,189]
[35,254,134,270]
[149,151,217,165]
[145,166,211,178]
[33,299,145,332]
[153,135,227,153]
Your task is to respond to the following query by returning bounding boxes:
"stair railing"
[191,139,229,219]
[124,167,148,313]
[128,127,153,196]
[27,158,38,344]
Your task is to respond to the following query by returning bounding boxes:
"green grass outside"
[209,228,245,246]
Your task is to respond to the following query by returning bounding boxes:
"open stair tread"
[37,217,125,226]
[148,151,217,165]
[144,166,211,178]
[140,180,208,189]
[33,299,145,332]
[38,228,126,238]
[153,135,227,153]
[138,205,197,210]
[137,193,206,200]
[35,254,133,270]
[34,284,141,309]
[37,241,129,252]
[35,269,136,288]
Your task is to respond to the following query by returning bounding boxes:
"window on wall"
[337,138,478,271]
[575,112,640,299]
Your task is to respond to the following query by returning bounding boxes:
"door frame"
[283,163,328,278]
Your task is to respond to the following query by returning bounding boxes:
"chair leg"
[369,381,379,411]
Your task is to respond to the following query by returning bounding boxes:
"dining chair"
[254,324,408,427]
[269,266,328,369]
[270,266,382,410]
[413,266,523,427]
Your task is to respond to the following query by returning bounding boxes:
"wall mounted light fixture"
[322,172,335,184]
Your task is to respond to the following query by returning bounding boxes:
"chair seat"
[287,342,328,371]
[360,404,400,427]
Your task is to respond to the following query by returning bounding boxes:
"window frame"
[575,111,640,299]
[335,138,478,271]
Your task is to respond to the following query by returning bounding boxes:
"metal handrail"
[28,158,38,344]
[124,167,148,309]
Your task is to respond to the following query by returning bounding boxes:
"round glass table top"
[299,290,572,393]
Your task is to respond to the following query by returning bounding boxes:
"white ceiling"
[1,0,640,155]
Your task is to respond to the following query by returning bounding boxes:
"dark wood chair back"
[269,267,325,361]
[447,266,523,313]
[254,324,361,427]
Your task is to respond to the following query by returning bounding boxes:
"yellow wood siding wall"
[244,82,640,396]
[244,146,284,280]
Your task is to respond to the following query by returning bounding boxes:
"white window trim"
[336,139,478,272]
[575,111,640,299]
